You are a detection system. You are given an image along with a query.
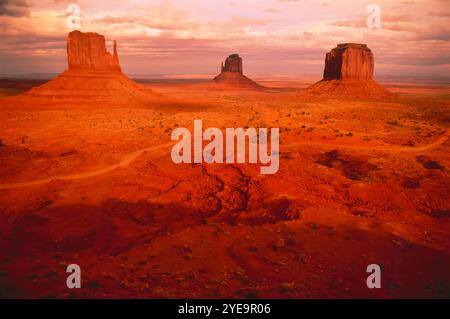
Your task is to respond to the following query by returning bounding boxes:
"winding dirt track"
[0,142,174,190]
[282,130,449,152]
[0,130,448,190]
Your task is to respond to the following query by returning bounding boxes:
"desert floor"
[0,79,449,298]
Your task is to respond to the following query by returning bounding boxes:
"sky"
[0,0,449,81]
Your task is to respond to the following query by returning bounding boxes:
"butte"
[1,30,160,107]
[212,54,264,90]
[305,43,395,99]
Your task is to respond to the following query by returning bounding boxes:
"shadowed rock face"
[67,30,121,72]
[323,43,374,80]
[221,54,243,74]
[212,54,263,90]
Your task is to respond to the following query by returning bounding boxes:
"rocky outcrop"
[306,43,394,99]
[67,30,121,72]
[4,31,160,106]
[213,54,263,90]
[323,43,373,80]
[221,54,243,74]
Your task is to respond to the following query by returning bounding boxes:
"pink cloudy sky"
[0,0,449,81]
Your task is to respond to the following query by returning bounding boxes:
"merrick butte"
[171,120,280,174]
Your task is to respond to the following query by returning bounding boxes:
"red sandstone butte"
[213,54,262,89]
[221,54,243,74]
[3,30,159,106]
[323,43,374,80]
[67,30,121,72]
[306,43,394,98]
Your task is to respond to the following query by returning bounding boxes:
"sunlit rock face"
[305,43,394,99]
[1,31,161,106]
[67,30,121,72]
[323,43,374,81]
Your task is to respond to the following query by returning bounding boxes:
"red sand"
[0,78,449,298]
